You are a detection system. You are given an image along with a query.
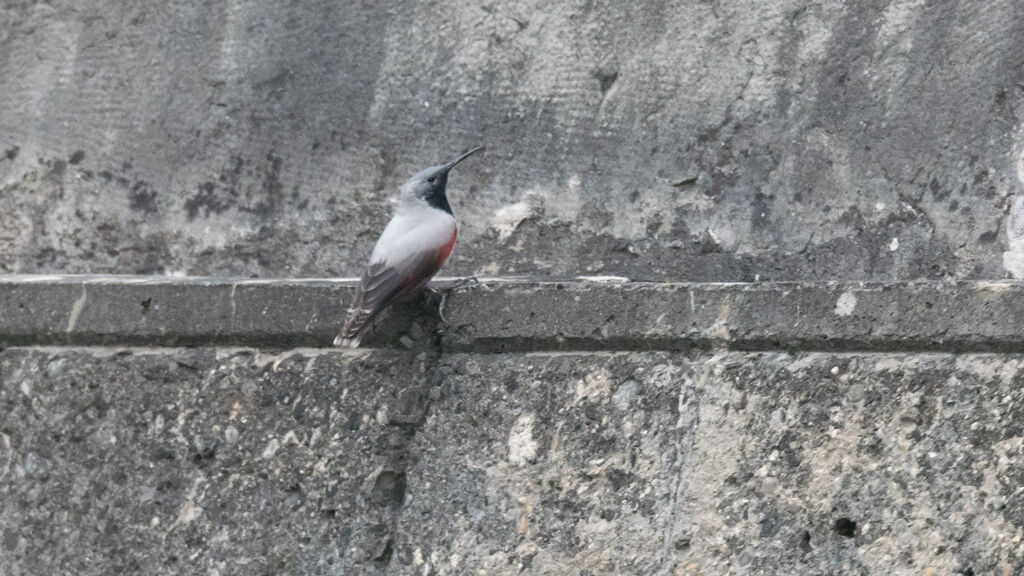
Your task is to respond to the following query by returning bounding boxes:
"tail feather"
[333,306,377,348]
[336,249,448,348]
[333,335,361,348]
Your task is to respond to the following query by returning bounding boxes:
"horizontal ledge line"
[441,337,1024,355]
[4,337,1024,355]
[1,275,1023,350]
[2,273,1020,288]
[3,345,1019,360]
[0,274,636,286]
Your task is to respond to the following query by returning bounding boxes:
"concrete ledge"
[442,279,1024,352]
[1,275,1023,351]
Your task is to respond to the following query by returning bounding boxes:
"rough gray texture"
[441,279,1024,353]
[2,2,1024,280]
[6,275,1024,352]
[4,347,1024,575]
[5,1,1024,573]
[0,347,440,575]
[405,352,1024,575]
[2,277,1024,574]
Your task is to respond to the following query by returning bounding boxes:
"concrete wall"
[5,345,1023,575]
[2,1,1024,280]
[3,1,1024,575]
[2,277,1024,574]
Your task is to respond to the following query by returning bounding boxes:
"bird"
[334,146,484,348]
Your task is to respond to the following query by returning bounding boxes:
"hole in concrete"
[799,530,812,552]
[833,517,856,538]
[140,298,152,313]
[595,70,618,95]
[373,538,394,565]
[346,411,360,431]
[371,471,407,507]
[955,569,974,576]
[190,445,217,466]
[605,468,633,491]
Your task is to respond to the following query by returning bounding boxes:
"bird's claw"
[430,277,481,332]
[447,276,479,292]
[437,290,451,326]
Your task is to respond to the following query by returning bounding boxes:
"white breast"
[369,206,456,266]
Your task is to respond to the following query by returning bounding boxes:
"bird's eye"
[427,176,436,183]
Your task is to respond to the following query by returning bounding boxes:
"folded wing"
[333,248,447,348]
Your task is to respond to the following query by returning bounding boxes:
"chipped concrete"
[64,284,87,333]
[1002,146,1024,278]
[834,291,857,317]
[507,413,539,467]
[491,195,542,244]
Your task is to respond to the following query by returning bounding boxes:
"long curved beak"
[445,146,485,171]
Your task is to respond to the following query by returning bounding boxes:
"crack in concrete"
[64,283,88,333]
[354,330,447,569]
[656,359,705,575]
[229,282,237,332]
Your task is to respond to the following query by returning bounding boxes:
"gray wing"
[333,251,444,348]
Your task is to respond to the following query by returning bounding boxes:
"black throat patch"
[425,190,453,215]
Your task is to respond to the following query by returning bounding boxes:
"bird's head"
[399,146,484,212]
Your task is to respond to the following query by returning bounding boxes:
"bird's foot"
[445,276,480,292]
[429,277,480,330]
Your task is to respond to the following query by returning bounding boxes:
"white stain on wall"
[507,413,538,466]
[1002,147,1024,278]
[491,200,536,243]
[834,291,857,316]
[491,192,548,244]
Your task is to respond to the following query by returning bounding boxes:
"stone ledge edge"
[0,275,1021,351]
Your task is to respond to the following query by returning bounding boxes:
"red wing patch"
[437,228,457,264]
[339,226,460,346]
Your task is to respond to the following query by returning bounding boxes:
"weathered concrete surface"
[3,276,1023,573]
[3,347,1024,575]
[442,279,1024,353]
[2,2,1024,280]
[5,275,1024,352]
[0,347,440,575]
[404,352,1024,575]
